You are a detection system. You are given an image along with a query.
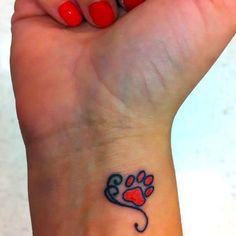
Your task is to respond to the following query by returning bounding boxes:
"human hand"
[10,1,236,235]
[11,0,235,144]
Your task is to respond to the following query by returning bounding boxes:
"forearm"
[26,126,182,236]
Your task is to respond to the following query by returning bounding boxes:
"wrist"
[26,123,181,236]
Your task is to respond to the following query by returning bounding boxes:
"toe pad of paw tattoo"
[104,170,155,233]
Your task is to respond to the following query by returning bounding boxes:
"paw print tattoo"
[123,170,154,207]
[104,170,155,233]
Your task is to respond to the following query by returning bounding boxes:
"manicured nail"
[58,1,83,27]
[123,0,145,11]
[88,1,116,28]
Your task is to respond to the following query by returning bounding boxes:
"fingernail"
[123,0,145,11]
[58,1,83,27]
[88,1,116,28]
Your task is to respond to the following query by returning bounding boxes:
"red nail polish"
[123,0,145,11]
[88,1,116,28]
[58,1,82,27]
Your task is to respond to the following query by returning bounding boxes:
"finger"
[12,0,45,23]
[76,0,118,28]
[37,0,83,27]
[118,0,145,11]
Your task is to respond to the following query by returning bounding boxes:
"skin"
[10,0,236,235]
